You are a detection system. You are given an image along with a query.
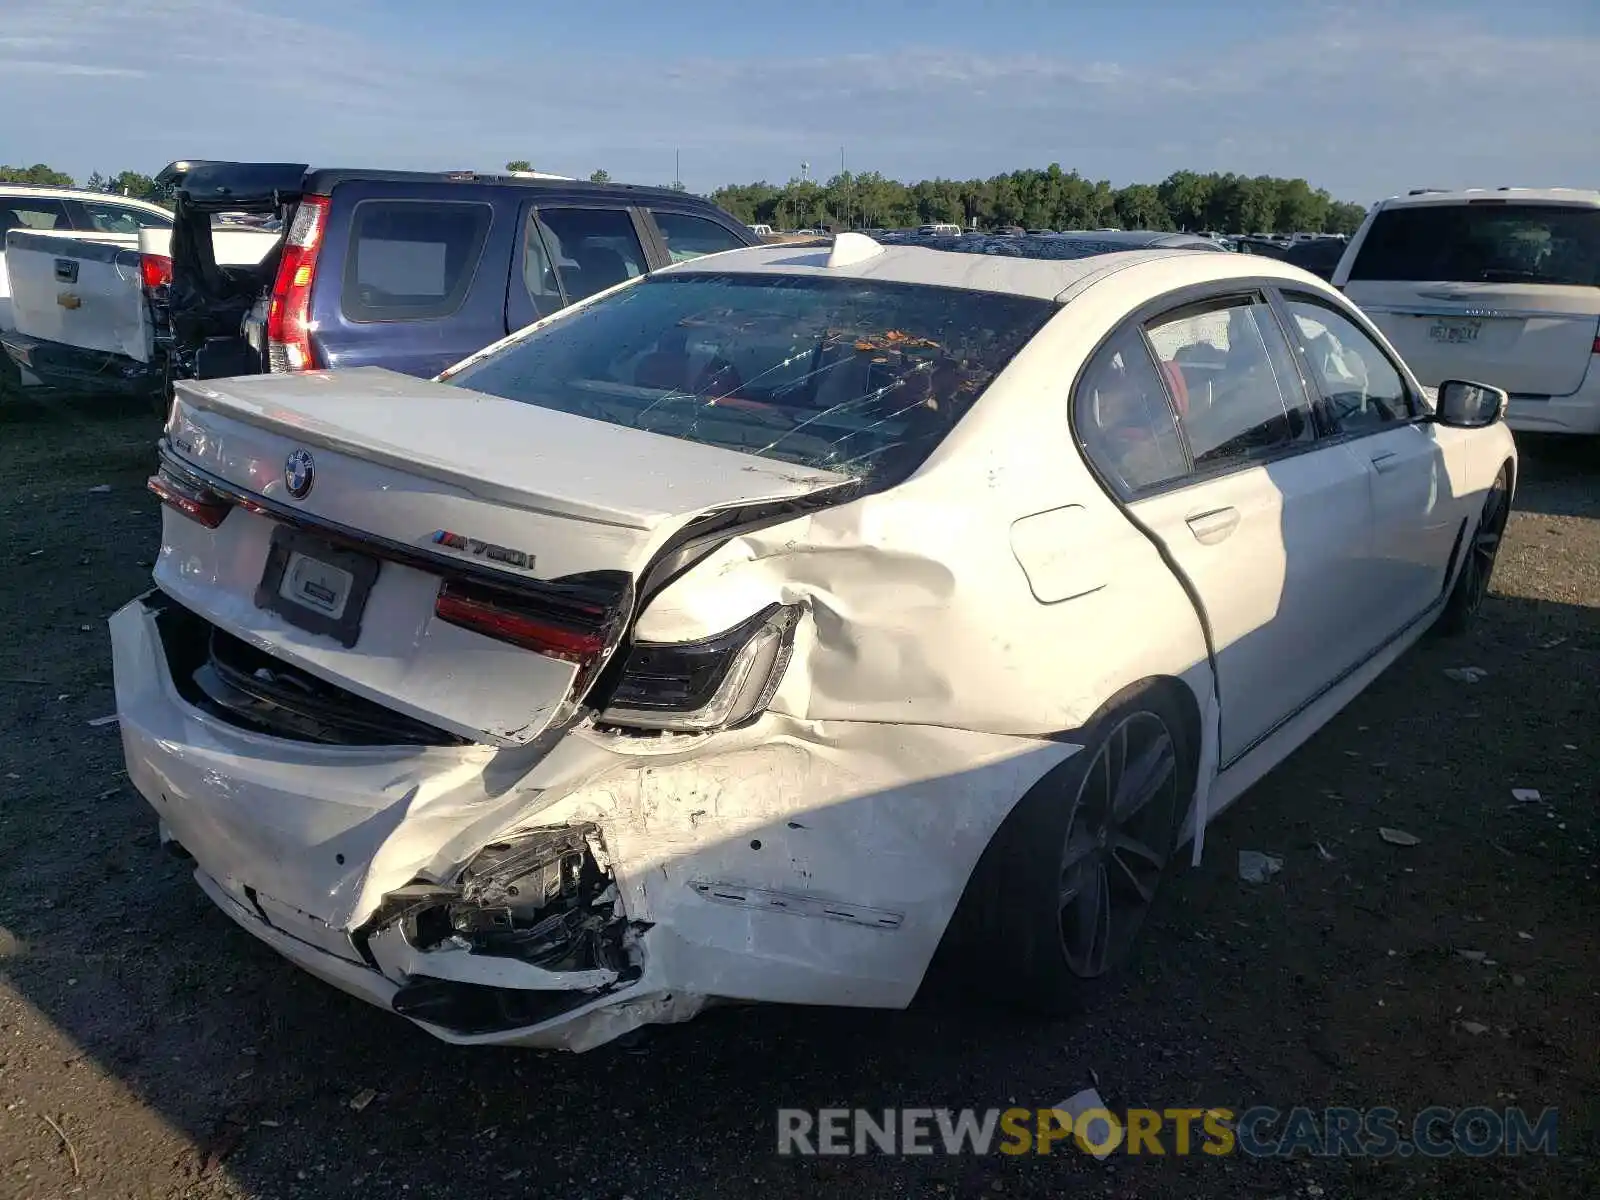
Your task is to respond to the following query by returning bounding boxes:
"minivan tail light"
[148,465,232,528]
[140,253,172,291]
[266,194,330,373]
[1592,336,1600,355]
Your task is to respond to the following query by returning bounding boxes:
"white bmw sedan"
[114,233,1515,1050]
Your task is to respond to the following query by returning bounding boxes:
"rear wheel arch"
[1099,674,1204,792]
[923,673,1205,1008]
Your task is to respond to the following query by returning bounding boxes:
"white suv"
[1333,188,1600,434]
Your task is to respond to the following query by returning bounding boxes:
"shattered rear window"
[446,273,1055,484]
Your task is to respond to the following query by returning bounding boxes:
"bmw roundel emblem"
[284,448,315,499]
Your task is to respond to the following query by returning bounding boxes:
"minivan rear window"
[446,273,1055,486]
[342,200,492,322]
[1349,203,1600,287]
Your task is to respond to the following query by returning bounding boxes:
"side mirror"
[1434,379,1507,428]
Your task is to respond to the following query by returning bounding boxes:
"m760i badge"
[430,529,537,571]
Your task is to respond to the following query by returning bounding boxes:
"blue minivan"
[157,160,760,388]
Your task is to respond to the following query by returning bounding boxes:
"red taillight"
[148,468,232,528]
[266,195,330,372]
[1592,336,1600,355]
[139,253,172,291]
[434,580,608,662]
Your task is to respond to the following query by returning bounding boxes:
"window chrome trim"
[1069,278,1332,504]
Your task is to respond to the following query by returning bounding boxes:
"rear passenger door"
[1076,289,1375,766]
[506,204,652,332]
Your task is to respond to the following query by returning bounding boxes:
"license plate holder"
[255,526,379,648]
[1427,318,1482,345]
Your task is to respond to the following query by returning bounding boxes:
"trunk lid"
[158,368,848,747]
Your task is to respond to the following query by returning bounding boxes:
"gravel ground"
[0,390,1595,1200]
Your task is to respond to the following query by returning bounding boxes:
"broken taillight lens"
[266,195,330,373]
[600,604,799,733]
[139,253,172,292]
[148,465,232,528]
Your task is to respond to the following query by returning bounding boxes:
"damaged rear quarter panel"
[631,364,1210,740]
[522,719,1079,1008]
[559,327,1217,1004]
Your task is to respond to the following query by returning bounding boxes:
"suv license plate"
[1428,318,1482,345]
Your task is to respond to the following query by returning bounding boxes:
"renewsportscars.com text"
[776,1106,1559,1158]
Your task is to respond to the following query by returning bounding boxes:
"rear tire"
[945,684,1195,1015]
[1437,464,1511,636]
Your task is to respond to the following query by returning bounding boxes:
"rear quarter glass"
[340,199,494,323]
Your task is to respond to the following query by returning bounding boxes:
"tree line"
[711,167,1369,235]
[1,162,171,204]
[4,160,1369,235]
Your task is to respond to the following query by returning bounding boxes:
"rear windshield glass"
[1350,204,1600,286]
[342,200,492,322]
[447,273,1055,484]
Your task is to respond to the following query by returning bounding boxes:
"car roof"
[0,185,170,212]
[1379,187,1600,209]
[156,160,729,210]
[659,236,1298,302]
[300,169,718,206]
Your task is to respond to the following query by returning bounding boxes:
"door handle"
[1370,450,1399,473]
[1185,506,1240,544]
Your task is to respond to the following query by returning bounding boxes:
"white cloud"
[2,0,1595,199]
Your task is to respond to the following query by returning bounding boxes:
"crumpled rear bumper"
[113,590,1075,1049]
[189,867,702,1051]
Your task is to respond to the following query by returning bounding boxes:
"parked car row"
[5,160,1590,1053]
[3,162,759,404]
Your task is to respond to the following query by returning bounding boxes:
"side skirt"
[1201,605,1438,827]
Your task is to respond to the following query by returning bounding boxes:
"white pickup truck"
[1,184,276,399]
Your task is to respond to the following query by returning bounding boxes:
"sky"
[2,0,1597,202]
